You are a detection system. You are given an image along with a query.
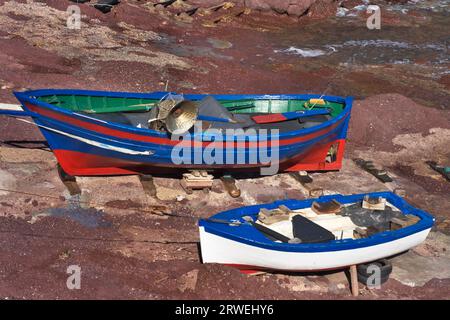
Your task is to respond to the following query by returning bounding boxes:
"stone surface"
[178,269,200,292]
[390,232,450,287]
[244,0,322,16]
[0,168,16,196]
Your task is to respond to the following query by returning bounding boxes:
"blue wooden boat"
[0,89,353,176]
[199,192,434,272]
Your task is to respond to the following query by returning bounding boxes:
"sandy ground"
[0,0,449,299]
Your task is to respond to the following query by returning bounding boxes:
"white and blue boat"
[199,192,434,273]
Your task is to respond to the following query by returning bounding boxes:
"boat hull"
[9,89,352,176]
[198,192,435,272]
[199,226,431,272]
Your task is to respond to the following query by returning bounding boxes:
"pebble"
[207,38,233,49]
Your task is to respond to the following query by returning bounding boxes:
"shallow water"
[46,196,112,228]
[269,1,449,107]
[274,9,448,67]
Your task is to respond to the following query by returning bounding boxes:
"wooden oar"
[251,109,330,124]
[226,103,255,111]
[203,217,290,243]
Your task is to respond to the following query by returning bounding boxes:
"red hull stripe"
[53,139,346,176]
[53,149,280,176]
[26,103,347,148]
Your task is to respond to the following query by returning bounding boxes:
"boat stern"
[285,96,353,172]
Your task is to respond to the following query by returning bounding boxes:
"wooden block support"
[139,174,157,198]
[57,163,81,196]
[350,265,359,297]
[221,175,241,198]
[181,171,214,194]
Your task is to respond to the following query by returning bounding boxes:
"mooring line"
[0,186,201,245]
[0,228,198,245]
[0,187,200,220]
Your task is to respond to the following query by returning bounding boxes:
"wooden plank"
[0,103,23,111]
[221,175,241,198]
[57,164,81,196]
[350,265,359,297]
[390,215,420,230]
[139,174,157,198]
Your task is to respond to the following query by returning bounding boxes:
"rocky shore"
[0,0,448,299]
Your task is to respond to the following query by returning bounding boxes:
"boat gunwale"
[199,192,435,253]
[14,89,353,142]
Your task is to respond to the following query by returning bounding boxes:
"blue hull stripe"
[11,89,353,168]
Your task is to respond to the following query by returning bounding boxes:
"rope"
[0,229,197,245]
[0,187,198,220]
[0,187,248,227]
[0,189,247,245]
[0,186,201,245]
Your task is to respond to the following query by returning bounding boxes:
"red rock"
[387,0,409,4]
[438,75,450,90]
[270,0,291,14]
[244,0,272,11]
[189,0,245,6]
[308,0,339,19]
[340,0,365,10]
[348,94,450,152]
[287,1,313,16]
[244,0,319,16]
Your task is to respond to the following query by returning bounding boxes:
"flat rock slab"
[76,175,151,211]
[0,168,16,196]
[309,159,390,195]
[390,231,450,287]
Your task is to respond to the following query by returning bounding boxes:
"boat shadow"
[1,140,51,152]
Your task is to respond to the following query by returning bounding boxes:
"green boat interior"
[36,94,346,133]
